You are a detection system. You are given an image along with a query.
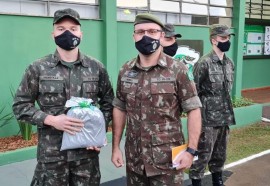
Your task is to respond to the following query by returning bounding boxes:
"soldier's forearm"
[112,107,126,151]
[187,108,202,149]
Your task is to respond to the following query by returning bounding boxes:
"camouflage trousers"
[30,156,100,186]
[189,126,229,179]
[127,168,183,186]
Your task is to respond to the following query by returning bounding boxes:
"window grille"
[246,0,270,20]
[117,0,233,26]
[0,0,99,19]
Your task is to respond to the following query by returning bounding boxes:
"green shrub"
[232,97,254,108]
[10,87,33,140]
[0,105,13,128]
[17,121,32,140]
[181,97,254,118]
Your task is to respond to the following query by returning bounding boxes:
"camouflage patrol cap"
[134,13,164,28]
[53,8,81,25]
[210,24,235,36]
[164,23,182,38]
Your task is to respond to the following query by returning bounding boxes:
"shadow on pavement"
[184,170,233,186]
[101,176,126,186]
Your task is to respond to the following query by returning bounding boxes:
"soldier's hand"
[111,147,124,168]
[44,114,84,135]
[174,151,194,170]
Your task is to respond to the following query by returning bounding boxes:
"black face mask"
[217,40,231,52]
[163,42,178,57]
[54,30,81,51]
[135,35,160,55]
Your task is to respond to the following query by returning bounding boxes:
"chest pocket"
[121,77,138,108]
[82,76,99,102]
[150,77,176,108]
[209,70,224,90]
[39,77,65,106]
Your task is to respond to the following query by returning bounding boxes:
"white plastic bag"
[60,97,107,151]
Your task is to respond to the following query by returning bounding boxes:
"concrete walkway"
[0,139,127,186]
[224,153,270,186]
[184,152,270,186]
[0,138,269,186]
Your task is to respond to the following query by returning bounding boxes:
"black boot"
[212,172,224,186]
[191,179,202,186]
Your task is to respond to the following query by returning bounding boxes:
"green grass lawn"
[185,122,270,174]
[226,122,270,164]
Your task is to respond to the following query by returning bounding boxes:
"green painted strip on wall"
[242,59,270,89]
[0,146,37,166]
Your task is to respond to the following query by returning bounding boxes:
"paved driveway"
[184,152,270,186]
[224,153,270,186]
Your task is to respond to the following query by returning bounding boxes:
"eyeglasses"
[134,29,163,36]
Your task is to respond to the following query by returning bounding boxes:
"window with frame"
[245,0,270,20]
[0,0,100,19]
[244,0,270,58]
[117,0,233,27]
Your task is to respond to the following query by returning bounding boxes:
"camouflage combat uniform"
[113,52,202,185]
[189,50,236,179]
[12,50,114,185]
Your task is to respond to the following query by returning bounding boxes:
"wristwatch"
[186,147,198,156]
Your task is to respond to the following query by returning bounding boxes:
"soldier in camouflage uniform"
[189,25,236,186]
[160,23,182,57]
[160,24,195,80]
[111,13,202,186]
[12,8,114,186]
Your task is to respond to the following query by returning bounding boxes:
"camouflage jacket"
[193,50,236,127]
[113,52,202,177]
[12,50,114,163]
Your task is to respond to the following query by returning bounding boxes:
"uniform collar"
[128,52,168,69]
[48,50,88,67]
[210,50,228,63]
